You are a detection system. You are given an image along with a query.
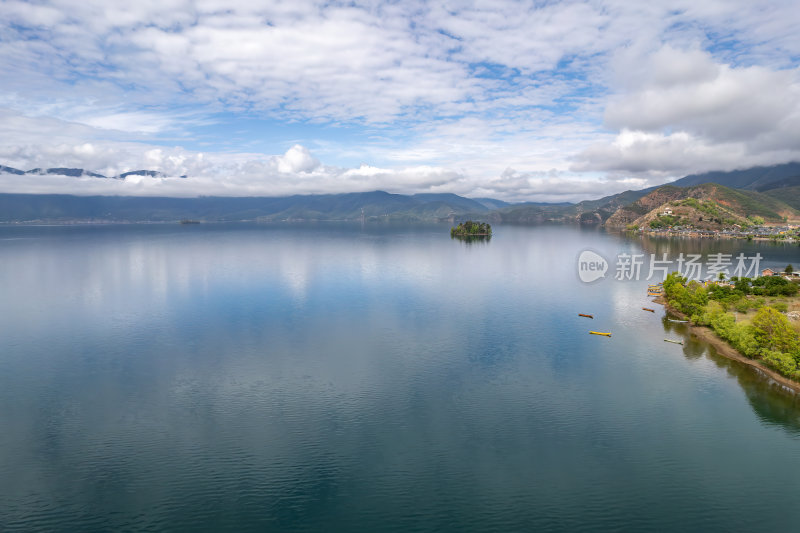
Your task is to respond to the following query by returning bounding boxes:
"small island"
[450,220,492,239]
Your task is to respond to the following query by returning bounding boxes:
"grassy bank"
[662,272,800,384]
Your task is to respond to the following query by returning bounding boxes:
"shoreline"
[653,296,800,395]
[638,230,797,242]
[614,225,800,241]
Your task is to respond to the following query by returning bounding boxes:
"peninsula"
[659,270,800,391]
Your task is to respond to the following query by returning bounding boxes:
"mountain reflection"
[2,223,800,531]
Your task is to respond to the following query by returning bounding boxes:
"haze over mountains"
[1,162,800,225]
[0,166,181,180]
[498,162,800,225]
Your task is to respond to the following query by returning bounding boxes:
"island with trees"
[660,269,800,389]
[450,220,492,239]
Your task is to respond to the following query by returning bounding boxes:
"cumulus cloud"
[574,46,800,178]
[0,128,614,202]
[0,134,474,199]
[8,0,796,130]
[276,145,320,174]
[1,1,800,200]
[605,49,800,144]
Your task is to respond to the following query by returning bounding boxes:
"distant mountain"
[25,167,107,178]
[0,191,493,223]
[491,203,579,224]
[486,163,800,226]
[118,170,164,179]
[753,174,800,192]
[118,170,188,179]
[493,188,649,225]
[472,197,512,210]
[763,185,800,211]
[0,165,24,175]
[605,183,799,228]
[0,165,177,179]
[410,193,489,212]
[3,161,800,226]
[603,186,685,227]
[668,162,800,191]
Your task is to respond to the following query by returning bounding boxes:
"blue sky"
[0,0,799,201]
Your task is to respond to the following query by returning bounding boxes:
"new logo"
[577,250,608,283]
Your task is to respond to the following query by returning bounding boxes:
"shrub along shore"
[660,271,800,391]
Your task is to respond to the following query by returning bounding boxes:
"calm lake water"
[1,223,800,532]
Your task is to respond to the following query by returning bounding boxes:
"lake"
[1,223,800,532]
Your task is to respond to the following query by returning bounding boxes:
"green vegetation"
[649,214,686,228]
[0,191,495,223]
[612,181,799,230]
[764,185,800,211]
[680,198,700,209]
[450,220,492,238]
[663,272,800,381]
[711,185,791,222]
[680,197,721,217]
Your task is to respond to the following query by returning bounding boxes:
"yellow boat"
[589,331,612,337]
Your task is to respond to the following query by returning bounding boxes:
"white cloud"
[574,129,742,175]
[474,167,643,203]
[276,145,320,174]
[1,1,800,200]
[575,46,800,177]
[605,51,800,144]
[0,126,607,202]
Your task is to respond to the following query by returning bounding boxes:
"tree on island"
[786,264,794,274]
[451,220,492,237]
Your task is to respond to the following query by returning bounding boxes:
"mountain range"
[1,162,799,225]
[492,162,800,226]
[0,165,183,180]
